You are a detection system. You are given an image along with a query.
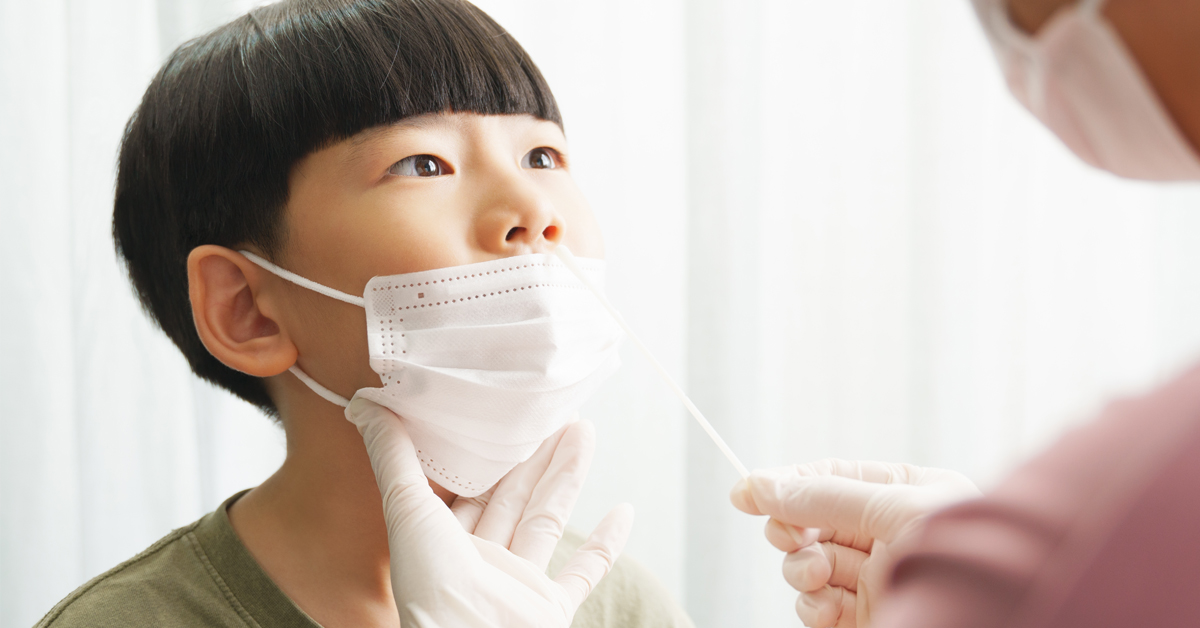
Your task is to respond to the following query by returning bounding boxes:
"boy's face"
[263,112,604,401]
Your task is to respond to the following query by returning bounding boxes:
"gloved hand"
[730,459,980,628]
[346,396,634,628]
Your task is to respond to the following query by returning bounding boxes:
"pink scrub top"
[875,362,1200,628]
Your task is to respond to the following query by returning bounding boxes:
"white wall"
[5,1,1200,627]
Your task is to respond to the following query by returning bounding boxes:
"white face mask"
[972,0,1200,181]
[241,250,623,497]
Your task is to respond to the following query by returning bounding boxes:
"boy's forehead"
[341,112,560,163]
[342,114,448,161]
[350,113,452,144]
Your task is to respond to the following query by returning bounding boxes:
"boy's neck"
[227,386,455,627]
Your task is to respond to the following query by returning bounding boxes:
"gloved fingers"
[786,459,982,499]
[824,526,877,554]
[781,543,830,592]
[450,485,495,533]
[834,589,858,628]
[473,421,571,548]
[730,477,762,515]
[796,585,854,628]
[757,459,979,492]
[553,503,634,614]
[786,458,925,484]
[832,458,980,502]
[856,573,879,628]
[764,517,820,552]
[747,472,927,544]
[508,420,596,571]
[790,541,868,592]
[854,541,893,626]
[815,526,874,556]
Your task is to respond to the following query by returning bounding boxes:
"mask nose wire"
[239,250,361,407]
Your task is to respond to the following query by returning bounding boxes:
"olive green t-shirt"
[35,492,693,628]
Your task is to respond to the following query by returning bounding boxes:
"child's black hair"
[113,0,561,416]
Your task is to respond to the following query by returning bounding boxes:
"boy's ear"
[187,245,298,378]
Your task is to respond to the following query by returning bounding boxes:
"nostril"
[542,225,560,241]
[505,227,524,242]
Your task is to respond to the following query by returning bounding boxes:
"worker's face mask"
[242,250,623,497]
[972,0,1200,181]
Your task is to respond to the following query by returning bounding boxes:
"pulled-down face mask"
[972,0,1200,181]
[242,250,623,497]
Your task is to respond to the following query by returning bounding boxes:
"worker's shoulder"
[553,527,695,628]
[34,514,242,628]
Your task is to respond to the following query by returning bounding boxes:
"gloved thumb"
[347,395,483,594]
[345,395,446,528]
[730,477,762,515]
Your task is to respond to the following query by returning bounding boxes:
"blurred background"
[4,0,1200,626]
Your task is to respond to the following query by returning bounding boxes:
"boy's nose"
[476,179,564,255]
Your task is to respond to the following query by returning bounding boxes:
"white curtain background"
[4,1,1200,627]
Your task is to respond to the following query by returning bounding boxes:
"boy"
[35,0,692,626]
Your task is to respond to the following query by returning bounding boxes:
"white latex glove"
[730,459,980,628]
[346,396,634,628]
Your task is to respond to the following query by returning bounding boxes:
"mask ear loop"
[239,250,366,307]
[238,250,362,407]
[288,366,350,407]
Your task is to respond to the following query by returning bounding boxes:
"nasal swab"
[554,246,750,479]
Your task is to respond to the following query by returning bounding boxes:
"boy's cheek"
[288,298,382,394]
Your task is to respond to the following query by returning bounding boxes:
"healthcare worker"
[729,0,1200,626]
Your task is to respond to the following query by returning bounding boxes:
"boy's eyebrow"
[344,116,447,167]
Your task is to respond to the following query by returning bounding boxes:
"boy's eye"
[521,147,559,170]
[389,155,449,177]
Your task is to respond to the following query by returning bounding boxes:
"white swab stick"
[554,246,750,479]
